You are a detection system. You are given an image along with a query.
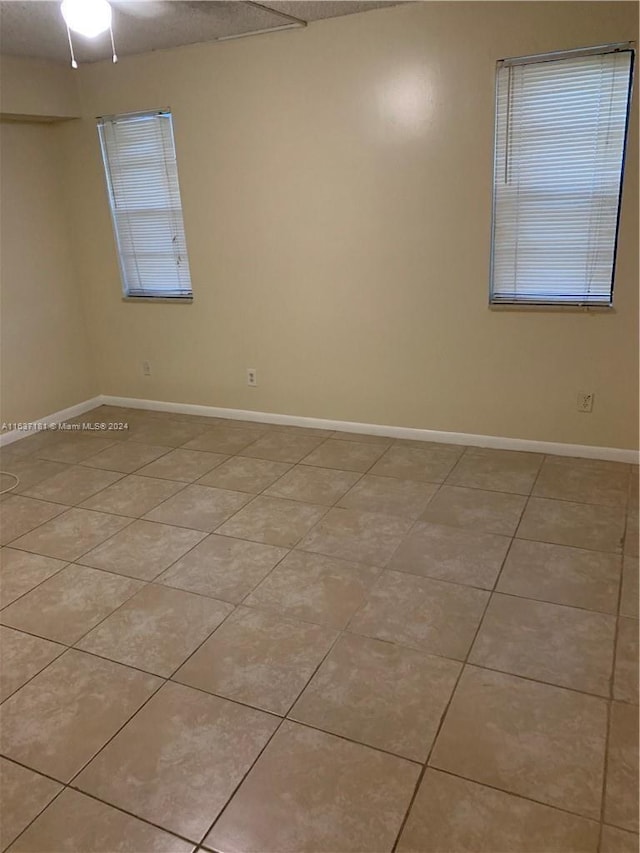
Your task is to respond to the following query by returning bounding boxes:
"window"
[490,45,633,306]
[97,109,192,300]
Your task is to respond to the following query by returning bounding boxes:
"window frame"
[97,107,194,303]
[488,43,635,310]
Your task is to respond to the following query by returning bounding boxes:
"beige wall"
[0,55,81,120]
[60,2,638,449]
[0,121,96,424]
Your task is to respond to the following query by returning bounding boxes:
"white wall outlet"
[142,360,152,377]
[577,391,594,413]
[247,368,257,387]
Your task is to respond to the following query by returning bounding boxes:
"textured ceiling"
[0,1,399,64]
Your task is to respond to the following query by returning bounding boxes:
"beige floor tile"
[245,550,379,629]
[614,617,639,703]
[9,508,131,561]
[182,425,266,454]
[301,439,387,472]
[216,496,327,547]
[0,471,21,493]
[21,465,123,505]
[291,633,460,760]
[80,474,185,517]
[0,758,63,851]
[126,419,210,447]
[604,702,639,832]
[171,413,226,427]
[157,533,287,603]
[470,594,616,695]
[0,440,25,469]
[76,681,278,842]
[81,441,173,474]
[175,606,337,714]
[0,496,66,546]
[79,519,205,580]
[136,448,228,482]
[0,548,67,607]
[350,570,489,659]
[338,475,438,519]
[35,434,116,464]
[497,539,621,613]
[0,626,65,702]
[421,485,526,535]
[206,720,420,853]
[198,456,291,493]
[330,430,393,445]
[620,556,639,618]
[77,583,232,676]
[156,534,288,604]
[396,769,599,853]
[533,457,630,508]
[370,443,464,483]
[9,788,194,853]
[240,431,326,463]
[447,447,543,494]
[600,825,639,853]
[518,497,625,553]
[144,484,251,532]
[0,432,57,463]
[270,424,334,439]
[391,520,510,588]
[265,465,361,505]
[7,457,69,494]
[624,511,639,557]
[430,666,608,819]
[299,506,412,566]
[0,649,161,781]
[0,564,143,644]
[211,417,269,430]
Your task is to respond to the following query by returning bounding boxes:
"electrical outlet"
[577,391,594,413]
[247,368,257,387]
[142,361,152,377]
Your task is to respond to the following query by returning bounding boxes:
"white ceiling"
[0,1,400,64]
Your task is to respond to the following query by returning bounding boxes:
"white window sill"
[122,296,194,304]
[488,302,614,313]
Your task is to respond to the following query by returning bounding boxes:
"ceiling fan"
[60,0,118,67]
[58,0,305,69]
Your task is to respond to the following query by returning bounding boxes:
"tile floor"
[0,406,637,853]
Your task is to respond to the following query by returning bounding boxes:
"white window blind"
[97,110,192,299]
[490,46,633,306]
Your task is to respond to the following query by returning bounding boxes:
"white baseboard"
[0,396,103,447]
[2,393,637,463]
[99,394,639,464]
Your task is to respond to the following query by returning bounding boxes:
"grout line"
[1,408,635,848]
[0,768,69,853]
[1,755,196,852]
[0,634,67,706]
[597,546,629,853]
[390,547,518,850]
[391,455,547,851]
[0,557,70,613]
[196,614,350,842]
[426,765,605,825]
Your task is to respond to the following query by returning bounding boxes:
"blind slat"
[490,48,633,305]
[97,111,193,298]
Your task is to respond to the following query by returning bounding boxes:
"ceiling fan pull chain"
[109,21,117,63]
[65,22,78,69]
